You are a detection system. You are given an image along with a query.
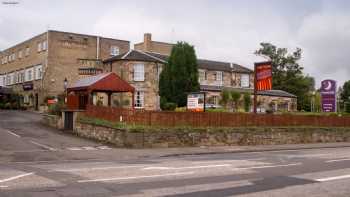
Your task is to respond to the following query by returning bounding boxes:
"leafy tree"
[243,93,251,112]
[255,43,315,111]
[341,80,350,113]
[220,89,231,108]
[159,42,200,108]
[230,91,241,112]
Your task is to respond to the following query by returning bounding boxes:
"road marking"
[77,171,195,183]
[82,146,98,150]
[143,164,232,170]
[67,147,83,151]
[50,165,145,172]
[0,172,34,183]
[0,185,8,188]
[30,141,57,151]
[325,158,350,163]
[315,174,350,182]
[97,146,112,150]
[6,130,21,138]
[232,163,302,171]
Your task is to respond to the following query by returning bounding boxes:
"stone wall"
[74,122,350,148]
[41,114,63,130]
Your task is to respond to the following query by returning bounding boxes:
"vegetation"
[243,93,251,112]
[341,80,350,113]
[48,93,66,116]
[219,89,241,112]
[255,43,315,111]
[159,42,200,110]
[0,94,21,110]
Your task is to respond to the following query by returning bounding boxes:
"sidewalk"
[96,142,350,161]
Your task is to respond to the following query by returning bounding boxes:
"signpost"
[254,61,272,113]
[320,79,337,112]
[187,92,205,112]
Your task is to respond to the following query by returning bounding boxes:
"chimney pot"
[144,33,152,51]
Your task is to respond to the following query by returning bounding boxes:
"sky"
[1,0,350,87]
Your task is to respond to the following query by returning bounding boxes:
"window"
[133,63,145,81]
[2,75,6,86]
[16,72,20,83]
[199,70,207,82]
[18,50,22,58]
[110,46,120,56]
[6,75,10,85]
[12,53,16,61]
[35,65,43,80]
[240,74,250,88]
[37,42,42,52]
[42,41,47,50]
[20,71,25,83]
[23,95,29,104]
[215,71,223,81]
[25,47,30,56]
[25,68,34,81]
[134,91,144,108]
[0,75,3,86]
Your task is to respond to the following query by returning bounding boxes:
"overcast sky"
[1,0,349,87]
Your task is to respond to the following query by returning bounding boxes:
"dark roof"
[103,50,166,64]
[200,85,297,98]
[68,72,134,92]
[146,52,253,73]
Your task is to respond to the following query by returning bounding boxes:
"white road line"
[325,158,350,163]
[77,171,195,183]
[97,146,112,150]
[0,172,34,183]
[67,147,83,151]
[315,174,350,182]
[50,165,145,172]
[6,130,21,138]
[232,163,302,171]
[30,141,57,151]
[82,146,97,150]
[0,185,8,188]
[143,164,232,170]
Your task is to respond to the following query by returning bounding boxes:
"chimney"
[144,33,152,51]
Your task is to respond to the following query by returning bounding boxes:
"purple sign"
[320,79,337,112]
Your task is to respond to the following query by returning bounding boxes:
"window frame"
[133,63,145,82]
[110,46,120,56]
[240,74,250,88]
[134,91,145,108]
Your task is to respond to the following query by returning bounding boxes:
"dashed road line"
[66,146,112,151]
[50,165,146,172]
[143,164,232,170]
[315,174,350,182]
[30,141,57,151]
[0,172,34,183]
[5,130,21,138]
[325,158,350,163]
[77,171,195,183]
[232,163,302,171]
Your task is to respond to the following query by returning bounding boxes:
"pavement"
[1,110,350,196]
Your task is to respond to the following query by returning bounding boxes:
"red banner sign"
[255,62,272,91]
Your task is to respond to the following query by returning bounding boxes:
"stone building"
[0,30,129,110]
[103,33,297,112]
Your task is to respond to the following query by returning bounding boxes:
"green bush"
[48,102,66,116]
[162,102,177,111]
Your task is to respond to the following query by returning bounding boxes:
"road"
[1,110,350,196]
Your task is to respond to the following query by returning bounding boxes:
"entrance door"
[35,93,39,111]
[64,112,74,130]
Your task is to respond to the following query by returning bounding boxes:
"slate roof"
[200,85,297,98]
[103,50,166,64]
[146,52,253,73]
[69,72,110,89]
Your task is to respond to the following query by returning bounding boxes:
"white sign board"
[187,93,205,112]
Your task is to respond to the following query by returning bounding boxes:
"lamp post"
[63,78,68,103]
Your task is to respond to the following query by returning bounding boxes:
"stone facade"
[0,30,130,110]
[106,60,162,110]
[74,122,350,148]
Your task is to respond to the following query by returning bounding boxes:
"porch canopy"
[67,72,135,110]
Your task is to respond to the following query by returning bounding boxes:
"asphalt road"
[1,110,350,196]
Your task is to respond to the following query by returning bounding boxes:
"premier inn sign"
[22,83,33,91]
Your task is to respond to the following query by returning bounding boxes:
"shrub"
[162,102,177,111]
[243,93,251,112]
[48,102,66,116]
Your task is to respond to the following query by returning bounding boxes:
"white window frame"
[12,53,16,61]
[25,47,30,56]
[0,75,3,86]
[110,46,119,56]
[240,74,250,88]
[35,65,43,80]
[215,71,223,81]
[134,91,144,108]
[199,70,207,83]
[20,70,25,83]
[37,42,42,52]
[18,50,22,59]
[25,67,34,82]
[133,63,145,81]
[42,41,47,51]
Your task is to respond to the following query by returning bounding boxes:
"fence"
[84,105,350,127]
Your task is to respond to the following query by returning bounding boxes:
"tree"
[341,80,350,113]
[159,42,200,108]
[230,91,241,112]
[255,43,315,111]
[243,93,251,112]
[220,89,231,108]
